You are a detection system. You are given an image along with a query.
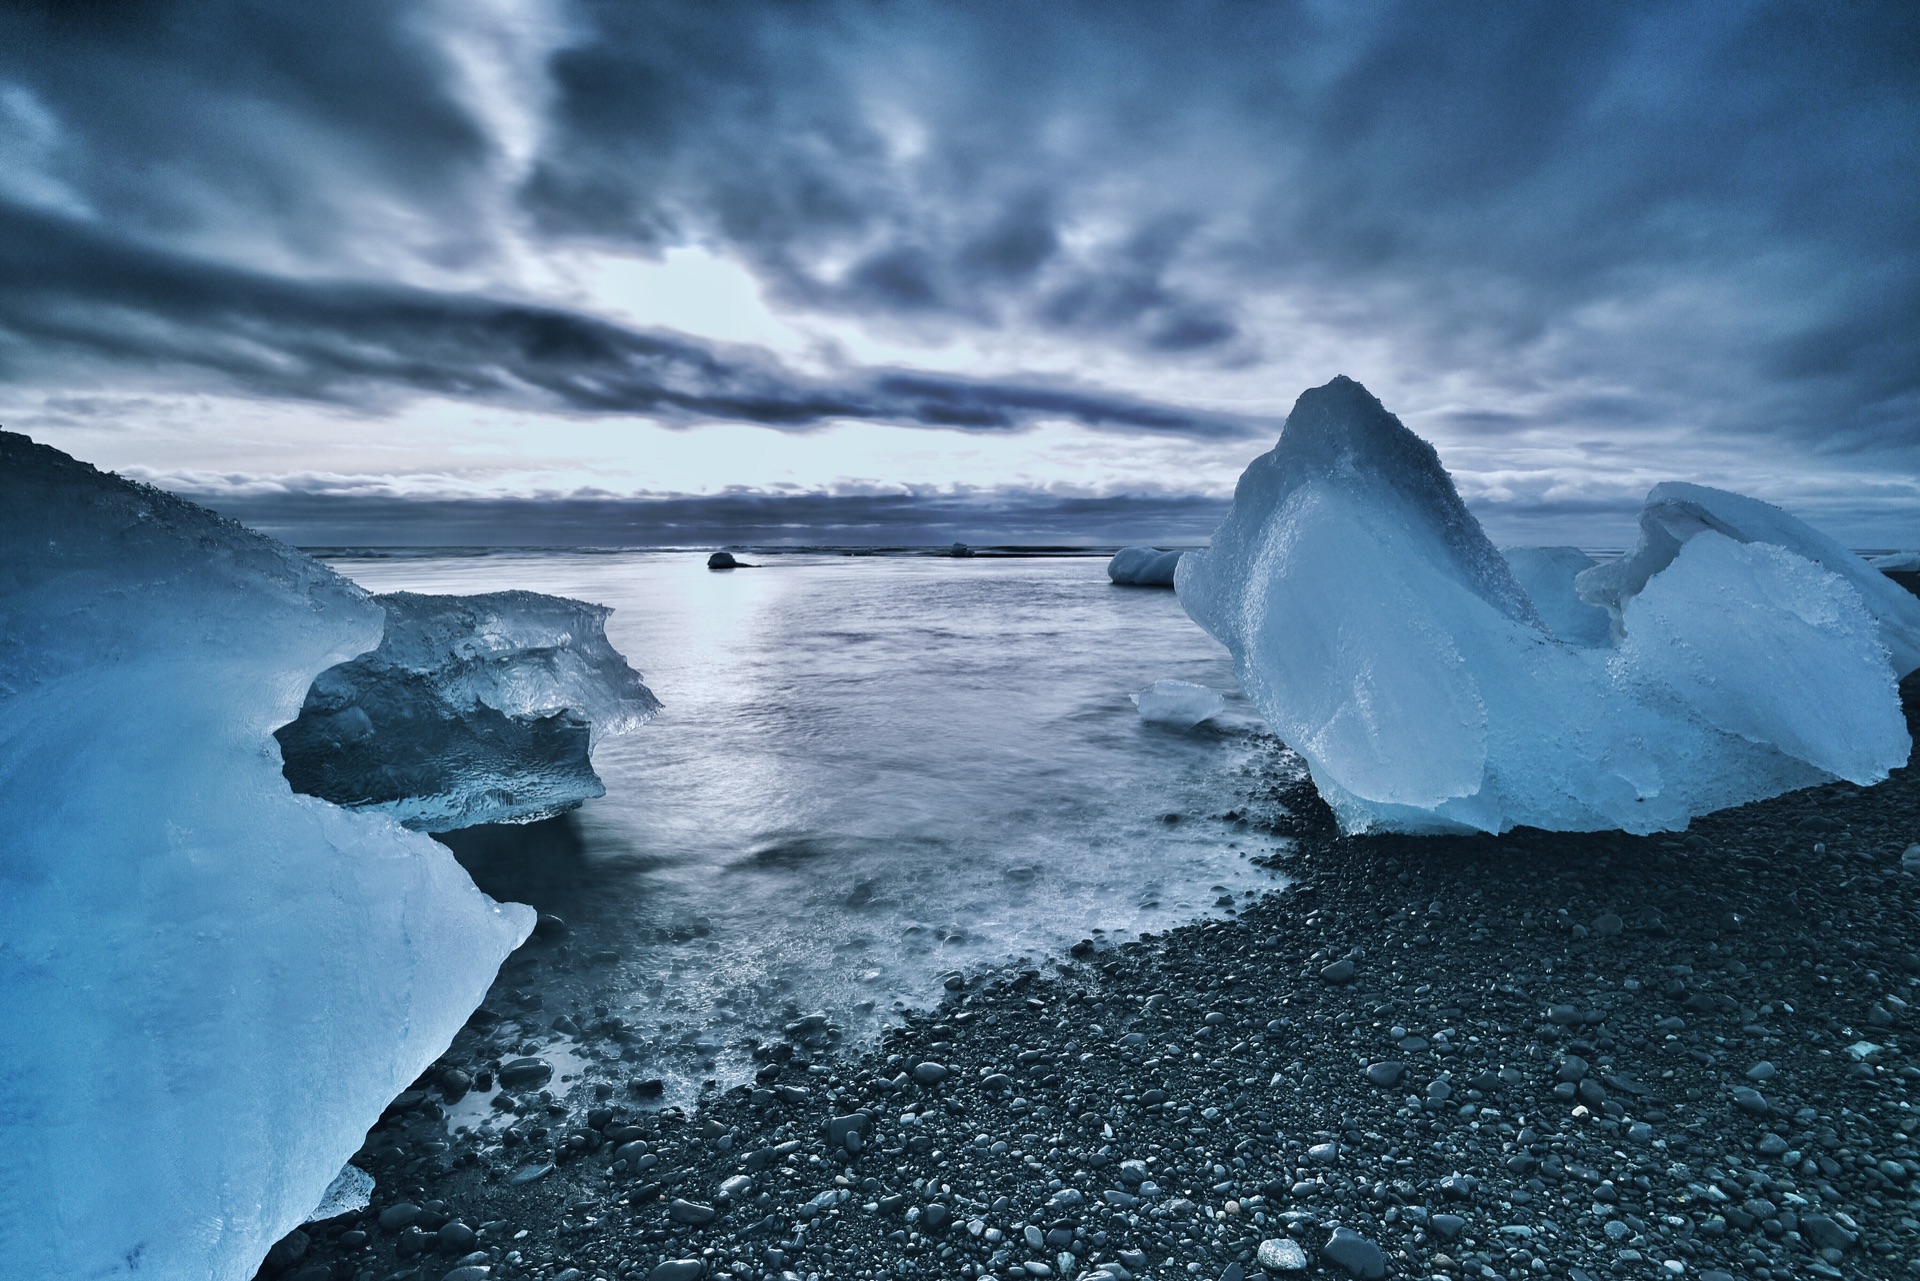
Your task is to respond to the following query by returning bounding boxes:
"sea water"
[324,551,1296,1100]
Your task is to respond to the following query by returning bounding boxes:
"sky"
[2,1,1917,547]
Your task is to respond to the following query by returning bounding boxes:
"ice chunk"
[1869,550,1920,572]
[0,433,533,1280]
[1577,482,1920,674]
[1616,532,1906,784]
[1107,546,1184,587]
[1132,679,1226,728]
[305,1165,375,1223]
[277,591,660,831]
[1176,377,1910,835]
[1501,546,1612,647]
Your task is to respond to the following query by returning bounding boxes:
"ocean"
[324,549,1297,1101]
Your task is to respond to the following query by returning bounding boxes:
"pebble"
[508,1162,553,1186]
[1306,1141,1338,1164]
[668,1199,716,1225]
[441,1267,490,1281]
[1319,958,1356,983]
[377,1202,420,1232]
[911,1061,950,1085]
[1430,1213,1465,1240]
[496,1057,552,1088]
[1592,913,1623,935]
[1320,1226,1387,1280]
[1256,1237,1308,1271]
[646,1262,704,1281]
[1364,1061,1404,1087]
[1731,1087,1770,1115]
[1746,1060,1776,1081]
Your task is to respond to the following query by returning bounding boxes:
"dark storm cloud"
[1,0,1917,458]
[0,202,1258,438]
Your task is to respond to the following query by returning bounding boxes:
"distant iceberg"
[0,433,545,1279]
[1176,377,1917,835]
[1108,546,1184,586]
[277,590,660,831]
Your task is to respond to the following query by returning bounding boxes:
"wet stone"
[668,1198,716,1225]
[1364,1060,1404,1087]
[646,1261,705,1281]
[1320,1226,1387,1280]
[1319,958,1356,983]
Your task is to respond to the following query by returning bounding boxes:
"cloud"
[0,0,1916,493]
[0,202,1262,439]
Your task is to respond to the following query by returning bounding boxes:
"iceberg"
[277,590,660,831]
[1176,377,1913,835]
[1133,679,1227,728]
[0,433,533,1280]
[1107,546,1184,586]
[1870,550,1920,573]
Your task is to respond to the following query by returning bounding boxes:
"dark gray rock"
[1363,1061,1404,1087]
[1430,1213,1466,1240]
[1732,1087,1770,1115]
[497,1057,552,1088]
[647,1261,705,1281]
[1800,1214,1857,1252]
[1320,1227,1386,1279]
[911,1061,950,1085]
[1319,958,1356,983]
[668,1199,716,1225]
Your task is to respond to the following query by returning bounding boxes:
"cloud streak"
[0,202,1260,439]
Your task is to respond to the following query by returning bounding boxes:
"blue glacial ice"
[0,433,586,1278]
[1176,377,1916,835]
[1500,546,1612,648]
[1133,678,1227,728]
[1107,545,1184,586]
[277,590,660,831]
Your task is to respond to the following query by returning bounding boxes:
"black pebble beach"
[266,677,1920,1281]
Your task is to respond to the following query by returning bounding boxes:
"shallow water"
[326,551,1296,1100]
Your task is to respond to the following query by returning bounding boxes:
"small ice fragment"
[1869,550,1920,572]
[1132,679,1225,728]
[305,1165,375,1223]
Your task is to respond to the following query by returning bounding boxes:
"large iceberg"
[1107,546,1184,586]
[277,590,660,831]
[1176,377,1916,835]
[0,434,539,1279]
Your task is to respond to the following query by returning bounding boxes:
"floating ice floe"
[0,433,603,1278]
[1133,679,1227,728]
[1870,550,1920,573]
[1107,546,1184,586]
[277,590,660,831]
[1176,377,1918,835]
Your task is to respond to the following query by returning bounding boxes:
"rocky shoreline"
[264,677,1920,1281]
